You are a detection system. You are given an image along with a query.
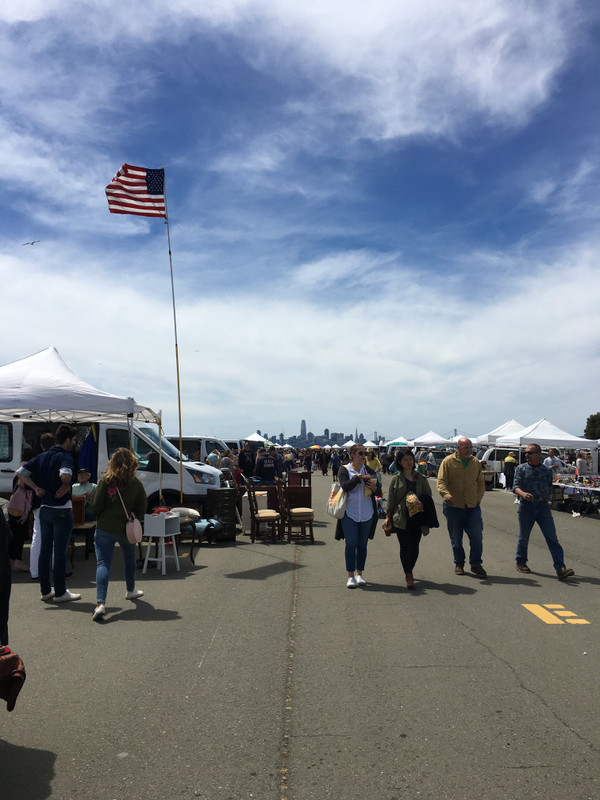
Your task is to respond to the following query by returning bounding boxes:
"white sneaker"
[40,590,55,601]
[126,588,144,600]
[355,575,366,587]
[92,603,105,621]
[54,590,81,603]
[346,577,356,589]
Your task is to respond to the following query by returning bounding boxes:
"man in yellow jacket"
[437,438,487,577]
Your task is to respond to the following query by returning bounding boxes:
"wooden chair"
[275,478,314,543]
[288,470,311,487]
[246,482,281,542]
[70,495,96,567]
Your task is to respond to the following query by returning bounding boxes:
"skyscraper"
[300,419,307,440]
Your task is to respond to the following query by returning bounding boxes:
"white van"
[0,421,222,509]
[476,447,532,487]
[166,435,230,463]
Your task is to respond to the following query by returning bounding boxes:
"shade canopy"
[363,440,378,448]
[385,435,410,447]
[496,418,598,449]
[341,439,356,448]
[412,430,453,446]
[0,347,158,424]
[476,419,526,446]
[244,432,266,443]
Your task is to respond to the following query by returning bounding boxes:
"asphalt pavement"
[1,474,598,800]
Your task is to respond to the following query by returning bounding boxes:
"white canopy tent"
[243,432,267,443]
[341,439,356,448]
[412,430,453,447]
[363,440,378,448]
[496,418,597,450]
[385,435,410,447]
[0,347,159,424]
[476,419,526,446]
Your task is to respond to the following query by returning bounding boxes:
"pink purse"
[116,488,143,543]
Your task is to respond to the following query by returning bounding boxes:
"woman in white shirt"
[336,444,380,589]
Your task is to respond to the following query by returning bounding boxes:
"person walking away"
[331,451,341,480]
[385,449,437,588]
[254,447,278,486]
[513,443,574,579]
[90,447,147,621]
[437,437,487,577]
[238,443,256,480]
[320,449,328,476]
[503,451,518,491]
[17,424,81,603]
[28,433,54,580]
[336,444,379,588]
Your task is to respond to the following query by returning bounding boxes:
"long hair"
[104,447,139,490]
[394,448,415,469]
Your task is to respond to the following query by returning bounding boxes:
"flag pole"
[162,167,185,503]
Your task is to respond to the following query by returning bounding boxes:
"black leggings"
[395,525,422,574]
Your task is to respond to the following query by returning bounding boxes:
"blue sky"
[1,1,599,442]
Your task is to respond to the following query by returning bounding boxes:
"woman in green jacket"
[90,448,147,621]
[384,449,432,589]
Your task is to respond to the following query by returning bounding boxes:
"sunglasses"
[356,451,366,456]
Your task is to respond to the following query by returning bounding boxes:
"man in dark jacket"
[17,424,81,603]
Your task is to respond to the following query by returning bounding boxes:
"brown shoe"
[557,567,574,580]
[405,573,415,589]
[516,563,531,573]
[454,563,465,575]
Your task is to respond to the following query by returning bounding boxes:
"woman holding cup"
[336,444,380,589]
[383,449,433,589]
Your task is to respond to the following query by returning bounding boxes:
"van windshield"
[138,426,189,461]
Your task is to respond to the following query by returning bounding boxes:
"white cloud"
[1,240,598,438]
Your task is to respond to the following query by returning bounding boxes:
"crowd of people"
[335,437,576,591]
[0,432,586,641]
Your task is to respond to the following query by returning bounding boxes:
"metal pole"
[162,168,184,503]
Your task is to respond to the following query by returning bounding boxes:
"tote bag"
[327,481,347,519]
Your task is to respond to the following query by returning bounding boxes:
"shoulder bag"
[116,487,143,543]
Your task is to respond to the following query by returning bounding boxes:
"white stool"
[143,512,181,575]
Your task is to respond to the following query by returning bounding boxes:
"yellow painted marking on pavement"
[524,603,591,625]
[523,604,564,624]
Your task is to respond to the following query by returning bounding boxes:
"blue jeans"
[443,505,483,566]
[341,515,372,572]
[94,528,138,603]
[39,506,74,597]
[517,502,565,571]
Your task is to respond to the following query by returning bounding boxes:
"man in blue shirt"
[18,424,82,602]
[513,443,574,579]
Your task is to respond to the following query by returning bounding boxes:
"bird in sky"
[22,240,40,245]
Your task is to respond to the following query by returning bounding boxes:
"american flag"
[105,163,166,218]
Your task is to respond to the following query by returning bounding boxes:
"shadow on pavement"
[0,739,55,800]
[366,580,478,596]
[225,560,306,581]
